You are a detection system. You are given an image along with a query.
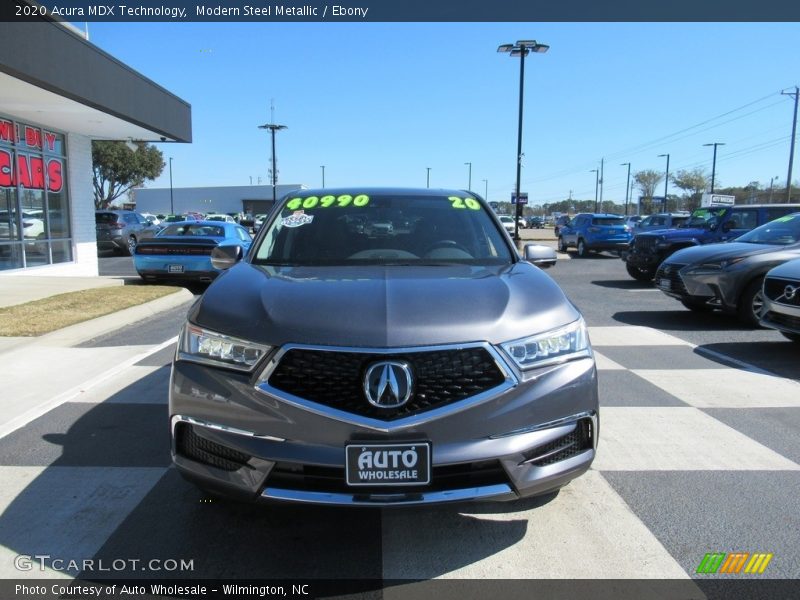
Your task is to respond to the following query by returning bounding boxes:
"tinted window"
[592,217,625,226]
[255,192,511,265]
[159,224,225,237]
[730,209,758,230]
[95,212,118,224]
[736,213,800,245]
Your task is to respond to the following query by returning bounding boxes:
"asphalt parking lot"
[1,247,797,593]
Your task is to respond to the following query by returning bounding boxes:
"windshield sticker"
[281,211,314,228]
[285,194,370,211]
[448,196,481,210]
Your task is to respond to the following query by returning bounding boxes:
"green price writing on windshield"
[448,196,481,210]
[286,194,370,211]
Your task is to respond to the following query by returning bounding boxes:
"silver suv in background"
[95,210,158,255]
[170,188,597,507]
[761,257,800,343]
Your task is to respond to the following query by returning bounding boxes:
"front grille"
[763,311,800,332]
[633,236,658,253]
[764,277,800,306]
[654,263,688,295]
[267,460,507,495]
[522,419,593,467]
[175,423,252,472]
[268,347,506,420]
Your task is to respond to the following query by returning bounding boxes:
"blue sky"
[86,22,800,206]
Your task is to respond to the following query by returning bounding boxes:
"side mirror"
[523,243,557,269]
[210,245,243,270]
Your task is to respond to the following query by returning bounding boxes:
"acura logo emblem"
[786,285,799,301]
[364,361,413,408]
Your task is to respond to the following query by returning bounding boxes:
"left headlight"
[685,256,747,272]
[178,323,272,372]
[501,318,591,370]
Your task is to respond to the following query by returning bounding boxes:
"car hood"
[189,261,581,348]
[668,242,796,265]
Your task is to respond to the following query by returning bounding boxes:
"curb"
[0,287,195,352]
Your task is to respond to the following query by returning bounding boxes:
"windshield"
[592,217,625,226]
[254,192,513,266]
[686,207,727,228]
[158,224,225,237]
[735,213,800,245]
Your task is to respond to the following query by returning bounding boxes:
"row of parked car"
[95,209,269,256]
[553,204,800,342]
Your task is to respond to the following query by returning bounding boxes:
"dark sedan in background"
[134,221,252,283]
[654,212,800,326]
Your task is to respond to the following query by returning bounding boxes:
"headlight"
[501,318,591,370]
[178,324,271,372]
[687,257,747,271]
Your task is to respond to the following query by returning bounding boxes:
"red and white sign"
[0,149,63,193]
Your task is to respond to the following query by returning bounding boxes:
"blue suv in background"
[557,213,632,257]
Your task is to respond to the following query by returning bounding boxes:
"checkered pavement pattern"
[0,325,798,581]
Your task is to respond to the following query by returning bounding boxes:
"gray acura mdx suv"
[170,188,598,506]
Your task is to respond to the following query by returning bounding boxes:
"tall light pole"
[168,157,174,215]
[621,162,631,216]
[426,167,431,188]
[703,142,725,193]
[257,122,287,204]
[464,162,472,191]
[658,153,670,212]
[769,175,779,202]
[783,86,799,202]
[599,157,604,211]
[482,178,488,200]
[320,165,325,188]
[590,169,599,212]
[498,39,549,242]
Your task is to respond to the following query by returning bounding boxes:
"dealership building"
[0,19,191,276]
[134,184,306,218]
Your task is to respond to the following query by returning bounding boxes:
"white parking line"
[0,337,178,439]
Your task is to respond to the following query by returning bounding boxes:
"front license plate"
[167,264,184,273]
[657,278,671,290]
[345,443,431,487]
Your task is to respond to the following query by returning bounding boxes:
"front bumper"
[625,249,662,269]
[135,255,218,282]
[761,296,800,335]
[169,352,599,507]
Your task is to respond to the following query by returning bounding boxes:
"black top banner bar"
[2,0,799,22]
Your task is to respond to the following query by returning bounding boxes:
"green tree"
[633,169,664,213]
[92,141,165,209]
[671,168,709,211]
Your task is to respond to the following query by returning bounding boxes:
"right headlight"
[178,323,272,372]
[501,318,591,370]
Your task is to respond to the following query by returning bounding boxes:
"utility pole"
[621,162,631,216]
[426,167,431,188]
[168,157,174,215]
[703,142,725,193]
[320,165,325,188]
[599,157,604,212]
[782,86,799,202]
[464,162,472,191]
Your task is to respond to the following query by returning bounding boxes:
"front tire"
[737,277,765,327]
[557,237,568,253]
[576,239,588,258]
[625,263,654,281]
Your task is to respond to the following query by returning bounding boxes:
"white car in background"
[205,213,237,223]
[498,215,516,234]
